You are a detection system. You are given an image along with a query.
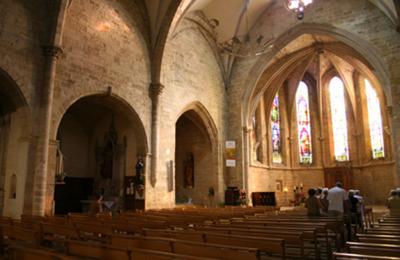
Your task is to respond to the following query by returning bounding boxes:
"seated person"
[305,188,321,217]
[388,190,400,217]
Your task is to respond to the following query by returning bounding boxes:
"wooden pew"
[142,228,285,259]
[65,240,131,259]
[65,239,219,259]
[203,231,285,259]
[348,246,400,257]
[358,237,400,245]
[72,221,114,242]
[8,244,78,260]
[41,223,81,242]
[193,225,311,259]
[111,234,261,260]
[0,225,40,251]
[347,241,400,251]
[220,220,333,255]
[333,252,400,259]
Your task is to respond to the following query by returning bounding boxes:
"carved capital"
[149,83,164,99]
[42,45,63,59]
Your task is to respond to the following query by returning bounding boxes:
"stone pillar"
[149,83,164,187]
[32,45,63,216]
[242,126,251,192]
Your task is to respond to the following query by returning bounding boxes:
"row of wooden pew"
[1,206,392,259]
[333,215,400,259]
[0,207,280,259]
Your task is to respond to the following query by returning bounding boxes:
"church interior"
[0,0,400,259]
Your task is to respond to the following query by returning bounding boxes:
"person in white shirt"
[327,182,347,217]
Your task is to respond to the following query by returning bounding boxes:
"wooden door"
[324,167,353,190]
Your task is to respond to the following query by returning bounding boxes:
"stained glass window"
[296,81,312,164]
[365,79,385,159]
[329,77,349,161]
[271,94,282,163]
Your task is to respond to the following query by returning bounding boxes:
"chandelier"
[285,0,313,20]
[218,0,274,57]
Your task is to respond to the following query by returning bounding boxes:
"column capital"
[42,45,63,59]
[149,83,164,99]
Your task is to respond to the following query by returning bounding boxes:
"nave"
[0,206,399,259]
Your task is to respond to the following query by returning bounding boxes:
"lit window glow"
[365,79,385,159]
[296,82,312,164]
[329,77,349,161]
[271,94,282,163]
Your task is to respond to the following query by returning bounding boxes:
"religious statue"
[134,157,144,186]
[184,154,194,188]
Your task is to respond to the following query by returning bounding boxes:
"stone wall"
[154,15,226,208]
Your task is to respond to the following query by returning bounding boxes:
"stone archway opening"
[0,69,30,218]
[175,109,217,206]
[54,94,147,214]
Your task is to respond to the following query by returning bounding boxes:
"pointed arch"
[295,81,313,164]
[176,101,219,150]
[329,76,350,161]
[365,79,385,159]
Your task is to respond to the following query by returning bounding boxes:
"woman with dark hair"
[305,188,321,217]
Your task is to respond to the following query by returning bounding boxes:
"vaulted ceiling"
[143,0,399,50]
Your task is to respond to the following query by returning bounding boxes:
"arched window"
[329,77,349,161]
[365,79,385,159]
[296,81,312,164]
[271,94,282,163]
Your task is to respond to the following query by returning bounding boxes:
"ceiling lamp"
[285,0,313,20]
[218,0,274,58]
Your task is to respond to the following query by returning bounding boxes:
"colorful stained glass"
[329,77,349,161]
[296,82,312,164]
[365,79,385,159]
[271,94,282,163]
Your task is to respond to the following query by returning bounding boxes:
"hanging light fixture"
[285,0,313,20]
[218,0,274,57]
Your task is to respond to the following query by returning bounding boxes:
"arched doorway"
[54,95,147,214]
[175,107,218,206]
[0,69,31,218]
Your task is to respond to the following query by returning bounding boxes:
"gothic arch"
[243,23,393,130]
[0,67,31,218]
[174,101,221,205]
[176,101,219,150]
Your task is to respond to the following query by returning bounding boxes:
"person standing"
[305,188,321,217]
[388,189,400,217]
[327,182,347,217]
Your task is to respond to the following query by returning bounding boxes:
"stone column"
[32,45,63,216]
[242,126,251,193]
[149,83,164,187]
